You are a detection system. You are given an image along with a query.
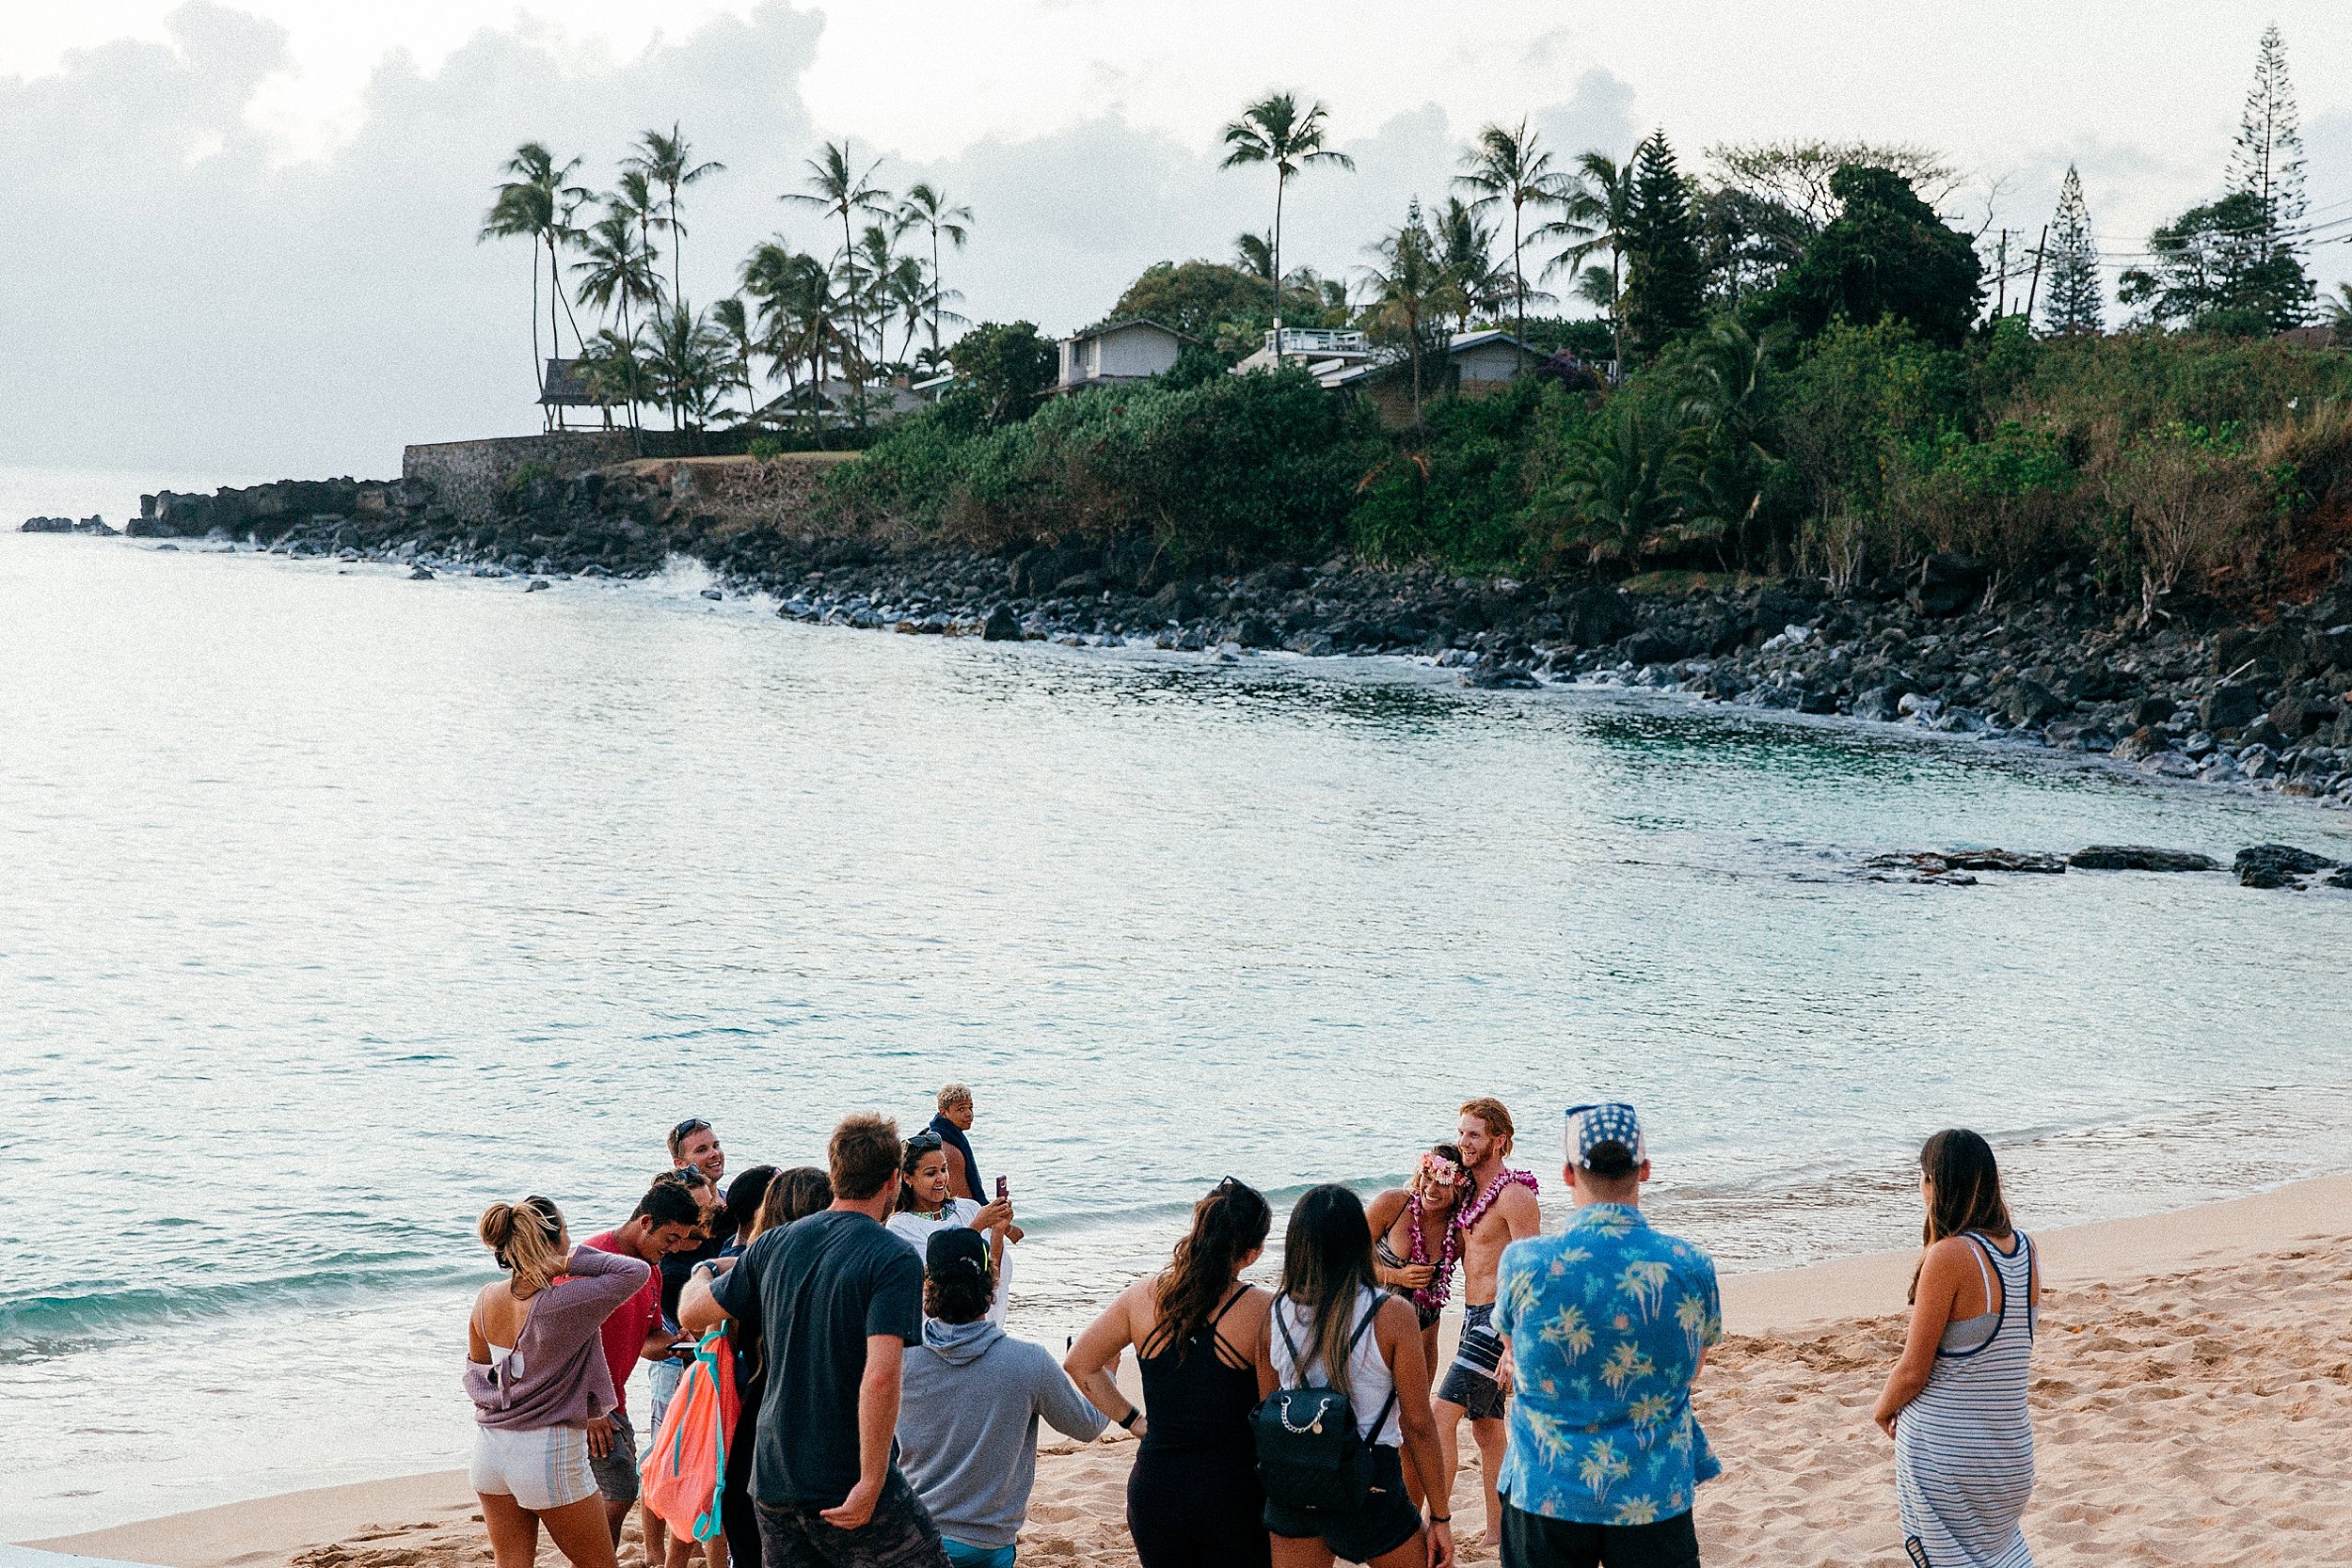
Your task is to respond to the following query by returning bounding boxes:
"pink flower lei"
[1452,1165,1539,1239]
[1403,1191,1465,1318]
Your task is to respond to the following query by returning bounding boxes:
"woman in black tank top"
[1066,1179,1274,1568]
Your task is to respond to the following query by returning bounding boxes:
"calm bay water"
[4,530,2350,1537]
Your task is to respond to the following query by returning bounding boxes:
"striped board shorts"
[1435,1302,1509,1419]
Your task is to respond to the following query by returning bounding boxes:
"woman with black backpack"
[1256,1184,1454,1568]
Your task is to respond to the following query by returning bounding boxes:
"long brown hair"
[753,1165,833,1240]
[1909,1129,2012,1302]
[1146,1178,1271,1361]
[1279,1184,1379,1399]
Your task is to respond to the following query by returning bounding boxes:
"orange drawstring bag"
[641,1325,739,1542]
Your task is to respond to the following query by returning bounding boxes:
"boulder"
[2110,726,2168,762]
[2067,846,2220,872]
[2239,717,2289,752]
[2042,719,2113,751]
[524,578,551,593]
[2200,682,2264,732]
[2212,625,2299,680]
[19,516,73,533]
[2305,624,2352,673]
[1559,585,1635,647]
[2003,679,2068,726]
[2269,694,2339,738]
[700,587,723,601]
[2129,694,2178,728]
[1461,664,1540,690]
[2233,843,2339,888]
[1909,554,1989,617]
[408,565,436,580]
[1852,686,1903,722]
[1621,627,1686,667]
[2328,866,2352,891]
[979,604,1023,641]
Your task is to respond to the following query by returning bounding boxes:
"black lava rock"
[2067,846,2219,872]
[2234,843,2340,888]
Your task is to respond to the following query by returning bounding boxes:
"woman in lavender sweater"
[467,1196,651,1568]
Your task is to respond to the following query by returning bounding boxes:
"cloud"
[0,3,827,478]
[0,12,1636,480]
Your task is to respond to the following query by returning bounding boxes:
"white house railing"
[1263,327,1370,357]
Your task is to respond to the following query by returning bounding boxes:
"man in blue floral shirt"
[1491,1102,1721,1568]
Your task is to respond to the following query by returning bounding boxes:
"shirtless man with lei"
[1434,1096,1541,1547]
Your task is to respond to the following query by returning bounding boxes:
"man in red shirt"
[585,1180,707,1544]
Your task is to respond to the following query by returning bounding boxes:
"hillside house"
[1315,329,1545,425]
[1055,318,1190,393]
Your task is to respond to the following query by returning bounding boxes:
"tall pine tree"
[2041,165,2102,336]
[1620,131,1704,364]
[2228,23,2312,322]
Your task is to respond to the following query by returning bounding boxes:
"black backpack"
[1249,1293,1396,1513]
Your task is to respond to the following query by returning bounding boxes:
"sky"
[8,1,2352,481]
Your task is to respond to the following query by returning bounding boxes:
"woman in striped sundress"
[1871,1130,2040,1568]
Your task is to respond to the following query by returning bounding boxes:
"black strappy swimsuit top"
[1136,1285,1256,1457]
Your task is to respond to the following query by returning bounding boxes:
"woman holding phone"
[888,1129,1015,1323]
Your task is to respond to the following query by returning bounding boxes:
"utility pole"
[2022,223,2050,326]
[1994,229,2010,318]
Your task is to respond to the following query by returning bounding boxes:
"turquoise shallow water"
[4,531,2350,1537]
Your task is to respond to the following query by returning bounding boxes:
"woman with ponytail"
[1871,1131,2040,1568]
[1066,1177,1276,1568]
[467,1196,651,1568]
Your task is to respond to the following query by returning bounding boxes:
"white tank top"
[1268,1288,1401,1447]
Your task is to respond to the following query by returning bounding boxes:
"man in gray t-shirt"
[683,1114,945,1568]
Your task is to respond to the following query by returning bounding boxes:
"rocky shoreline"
[36,461,2352,834]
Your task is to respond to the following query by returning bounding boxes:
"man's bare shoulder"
[1497,1182,1541,1218]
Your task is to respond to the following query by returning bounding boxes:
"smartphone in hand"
[995,1176,1009,1201]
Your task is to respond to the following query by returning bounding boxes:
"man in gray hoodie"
[895,1227,1110,1567]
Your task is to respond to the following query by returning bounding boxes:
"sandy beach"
[33,1175,2350,1568]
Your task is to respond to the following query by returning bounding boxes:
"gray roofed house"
[1054,318,1191,394]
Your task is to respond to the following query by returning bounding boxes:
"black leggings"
[1126,1450,1269,1568]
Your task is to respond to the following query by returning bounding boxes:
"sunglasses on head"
[672,1117,713,1143]
[905,1132,945,1153]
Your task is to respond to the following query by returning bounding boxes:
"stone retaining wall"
[401,433,635,521]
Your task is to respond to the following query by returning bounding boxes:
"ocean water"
[4,530,2350,1539]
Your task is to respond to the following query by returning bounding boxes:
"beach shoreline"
[32,1171,2350,1567]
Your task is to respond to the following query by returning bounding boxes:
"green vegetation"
[479,28,2349,625]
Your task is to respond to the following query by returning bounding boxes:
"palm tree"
[884,253,943,366]
[742,238,846,445]
[1555,399,1709,567]
[1234,230,1278,283]
[640,297,730,439]
[480,142,591,420]
[612,168,665,309]
[1678,320,1782,564]
[709,296,757,419]
[784,141,890,427]
[1541,151,1638,371]
[575,324,650,436]
[1455,118,1566,346]
[626,124,725,309]
[1220,92,1355,361]
[1360,201,1453,423]
[572,203,662,428]
[894,182,972,361]
[739,238,805,404]
[1432,197,1510,331]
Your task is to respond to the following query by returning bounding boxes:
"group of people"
[468,1088,2041,1568]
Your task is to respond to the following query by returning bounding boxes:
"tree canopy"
[1756,164,1983,348]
